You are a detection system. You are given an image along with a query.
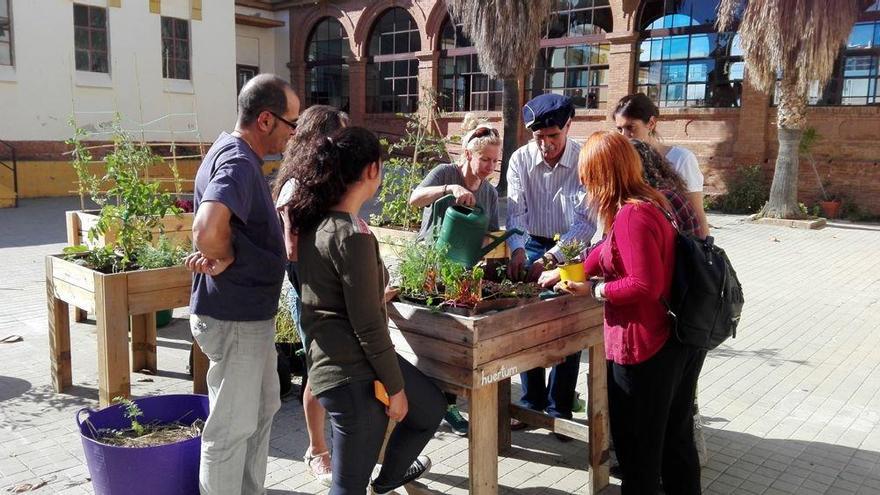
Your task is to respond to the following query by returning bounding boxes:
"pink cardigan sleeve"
[583,238,604,278]
[602,205,668,305]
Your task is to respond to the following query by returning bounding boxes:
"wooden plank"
[588,342,610,494]
[52,278,96,313]
[66,211,81,246]
[127,286,191,315]
[130,313,157,373]
[190,0,202,20]
[74,309,88,323]
[388,302,475,345]
[469,383,498,495]
[149,0,161,14]
[389,328,473,369]
[509,404,589,442]
[498,378,511,451]
[475,306,604,365]
[126,265,191,294]
[192,341,209,395]
[472,327,603,390]
[50,256,96,293]
[47,257,72,392]
[397,349,474,390]
[473,295,601,342]
[95,273,131,406]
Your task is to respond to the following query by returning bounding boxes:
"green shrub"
[713,164,769,214]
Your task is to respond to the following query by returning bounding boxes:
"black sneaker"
[370,455,432,494]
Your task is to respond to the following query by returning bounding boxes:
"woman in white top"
[272,104,349,486]
[612,93,710,238]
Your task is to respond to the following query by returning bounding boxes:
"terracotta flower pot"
[820,200,842,219]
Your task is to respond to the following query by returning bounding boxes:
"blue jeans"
[519,236,583,419]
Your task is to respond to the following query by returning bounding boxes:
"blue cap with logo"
[522,94,575,131]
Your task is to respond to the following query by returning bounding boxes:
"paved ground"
[1,197,879,494]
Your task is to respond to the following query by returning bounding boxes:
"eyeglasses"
[467,126,498,143]
[269,111,297,130]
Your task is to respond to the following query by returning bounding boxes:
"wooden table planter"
[45,254,204,407]
[387,295,610,494]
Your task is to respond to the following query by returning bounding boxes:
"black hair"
[613,93,660,126]
[273,105,349,201]
[237,73,291,127]
[629,139,688,195]
[286,127,382,234]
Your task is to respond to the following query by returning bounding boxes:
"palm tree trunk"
[499,78,520,196]
[762,77,807,219]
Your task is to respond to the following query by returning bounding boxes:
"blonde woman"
[407,114,501,436]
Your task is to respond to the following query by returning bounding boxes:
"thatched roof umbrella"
[446,0,553,195]
[717,0,873,219]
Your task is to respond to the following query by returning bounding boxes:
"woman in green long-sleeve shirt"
[284,127,445,495]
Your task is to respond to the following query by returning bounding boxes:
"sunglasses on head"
[467,126,498,143]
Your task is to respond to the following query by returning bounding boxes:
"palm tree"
[717,0,873,218]
[446,0,553,196]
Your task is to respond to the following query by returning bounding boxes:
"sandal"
[304,449,332,486]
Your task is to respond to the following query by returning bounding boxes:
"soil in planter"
[91,419,204,448]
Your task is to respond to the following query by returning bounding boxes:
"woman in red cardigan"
[558,131,704,494]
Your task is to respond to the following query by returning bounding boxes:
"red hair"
[578,131,671,232]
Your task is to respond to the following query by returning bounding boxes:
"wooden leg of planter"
[587,341,610,494]
[73,308,87,322]
[469,383,498,495]
[130,313,157,374]
[46,259,72,392]
[95,275,131,407]
[192,341,209,395]
[498,377,511,451]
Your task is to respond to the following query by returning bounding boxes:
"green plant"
[713,164,770,214]
[67,116,182,269]
[115,396,146,437]
[554,234,586,263]
[370,88,450,230]
[397,241,446,301]
[439,263,484,306]
[62,244,124,273]
[275,285,300,344]
[134,236,189,270]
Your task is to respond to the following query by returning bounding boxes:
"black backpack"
[660,212,745,350]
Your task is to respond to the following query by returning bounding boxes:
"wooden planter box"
[388,295,609,494]
[66,209,194,249]
[46,255,205,407]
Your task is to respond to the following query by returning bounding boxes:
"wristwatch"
[541,252,557,269]
[590,280,607,302]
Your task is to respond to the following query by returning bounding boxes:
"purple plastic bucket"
[77,394,209,495]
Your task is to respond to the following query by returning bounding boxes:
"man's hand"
[538,269,561,288]
[185,251,234,276]
[450,185,476,207]
[507,248,527,281]
[384,286,400,303]
[386,389,409,422]
[526,259,546,283]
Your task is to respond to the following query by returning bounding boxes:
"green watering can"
[430,194,522,267]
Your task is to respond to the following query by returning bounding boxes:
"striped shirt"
[506,139,597,262]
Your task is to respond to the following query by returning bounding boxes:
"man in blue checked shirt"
[505,93,597,437]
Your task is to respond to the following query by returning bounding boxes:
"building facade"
[275,0,880,216]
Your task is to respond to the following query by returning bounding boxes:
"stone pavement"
[1,197,879,494]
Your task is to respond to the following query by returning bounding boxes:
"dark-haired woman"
[287,127,445,495]
[559,131,704,494]
[274,105,349,486]
[630,139,701,237]
[613,93,709,238]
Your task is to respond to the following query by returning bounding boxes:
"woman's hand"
[554,280,591,297]
[386,389,409,421]
[538,268,561,288]
[450,185,477,207]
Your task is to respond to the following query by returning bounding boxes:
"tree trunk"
[499,78,521,197]
[762,77,807,219]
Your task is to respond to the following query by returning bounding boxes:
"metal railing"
[0,139,18,208]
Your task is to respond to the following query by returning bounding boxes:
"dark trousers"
[317,355,446,495]
[608,338,706,495]
[519,235,582,418]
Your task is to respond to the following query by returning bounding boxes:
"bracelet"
[591,281,607,302]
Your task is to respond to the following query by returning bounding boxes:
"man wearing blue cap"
[506,93,596,436]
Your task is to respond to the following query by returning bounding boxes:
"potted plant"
[275,284,302,399]
[555,235,587,283]
[47,123,196,405]
[77,394,209,495]
[802,128,843,220]
[819,183,843,219]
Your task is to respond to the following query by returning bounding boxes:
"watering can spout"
[479,230,523,258]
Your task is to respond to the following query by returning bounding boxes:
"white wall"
[234,5,289,81]
[0,0,237,143]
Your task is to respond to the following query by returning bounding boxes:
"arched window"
[637,0,744,108]
[777,1,880,106]
[438,18,502,112]
[305,18,350,110]
[366,8,421,113]
[527,0,612,109]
